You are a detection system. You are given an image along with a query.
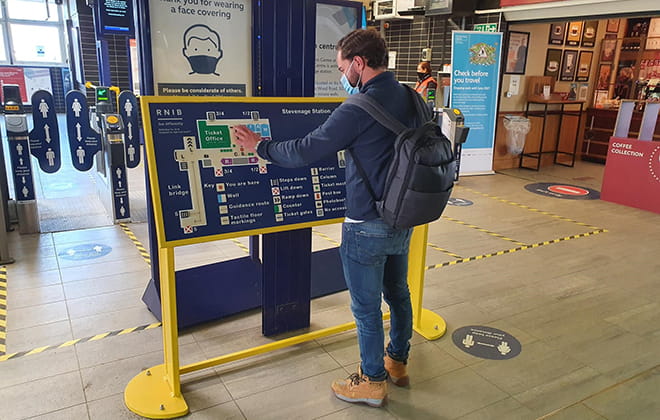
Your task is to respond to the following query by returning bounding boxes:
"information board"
[143,97,346,247]
[451,31,502,176]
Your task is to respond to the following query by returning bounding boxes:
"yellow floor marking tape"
[427,243,463,259]
[119,223,152,266]
[441,215,527,246]
[0,322,162,363]
[312,230,341,247]
[0,266,6,355]
[231,238,250,253]
[457,186,604,231]
[425,229,607,271]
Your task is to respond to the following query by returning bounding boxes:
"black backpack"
[344,85,455,229]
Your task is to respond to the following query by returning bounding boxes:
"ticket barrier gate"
[440,108,470,181]
[3,85,39,234]
[85,85,131,222]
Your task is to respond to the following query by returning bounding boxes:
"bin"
[503,115,531,155]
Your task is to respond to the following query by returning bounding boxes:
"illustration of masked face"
[182,25,223,75]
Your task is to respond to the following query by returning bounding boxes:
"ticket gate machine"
[441,108,470,181]
[3,85,39,233]
[89,85,131,221]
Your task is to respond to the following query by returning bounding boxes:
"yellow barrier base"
[413,308,447,340]
[124,364,188,419]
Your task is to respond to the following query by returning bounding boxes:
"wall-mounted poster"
[566,21,583,46]
[582,21,598,47]
[600,38,617,62]
[597,64,612,90]
[544,48,563,78]
[549,22,567,45]
[594,89,608,107]
[578,83,589,101]
[576,51,593,82]
[505,31,529,74]
[560,49,578,81]
[606,19,620,33]
[314,4,359,97]
[148,0,252,96]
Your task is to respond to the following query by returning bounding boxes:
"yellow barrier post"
[124,95,446,418]
[124,247,188,418]
[407,224,446,340]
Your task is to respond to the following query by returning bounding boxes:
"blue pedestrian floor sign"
[7,136,35,201]
[112,164,130,219]
[119,90,141,168]
[65,91,101,171]
[29,90,61,173]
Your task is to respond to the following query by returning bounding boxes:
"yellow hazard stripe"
[231,239,250,254]
[0,322,162,363]
[119,223,152,266]
[458,186,603,230]
[427,243,462,259]
[312,230,341,247]
[0,266,6,356]
[441,215,527,246]
[425,229,607,271]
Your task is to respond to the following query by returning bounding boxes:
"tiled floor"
[1,160,660,419]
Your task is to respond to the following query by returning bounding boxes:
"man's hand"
[233,125,261,154]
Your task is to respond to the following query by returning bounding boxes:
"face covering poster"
[314,4,358,97]
[149,0,251,96]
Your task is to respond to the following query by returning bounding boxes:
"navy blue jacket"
[257,72,417,221]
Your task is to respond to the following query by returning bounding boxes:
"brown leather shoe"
[384,355,409,387]
[331,367,387,407]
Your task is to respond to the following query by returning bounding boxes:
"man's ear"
[354,55,366,71]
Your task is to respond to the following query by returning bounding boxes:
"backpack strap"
[343,93,408,135]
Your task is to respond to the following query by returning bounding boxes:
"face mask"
[187,55,221,75]
[417,72,427,81]
[340,60,361,95]
[341,74,360,95]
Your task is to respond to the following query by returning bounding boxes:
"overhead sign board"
[142,96,347,247]
[474,23,498,32]
[97,0,134,36]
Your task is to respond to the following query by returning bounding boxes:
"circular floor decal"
[452,325,522,360]
[524,183,600,200]
[448,197,474,206]
[58,244,112,260]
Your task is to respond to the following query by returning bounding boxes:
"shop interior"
[495,15,660,169]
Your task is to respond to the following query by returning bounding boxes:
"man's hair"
[418,62,432,73]
[336,29,388,69]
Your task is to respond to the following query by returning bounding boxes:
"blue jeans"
[340,219,413,381]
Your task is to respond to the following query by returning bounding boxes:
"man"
[233,29,417,407]
[414,61,437,100]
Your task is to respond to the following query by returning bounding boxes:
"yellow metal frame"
[125,96,446,418]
